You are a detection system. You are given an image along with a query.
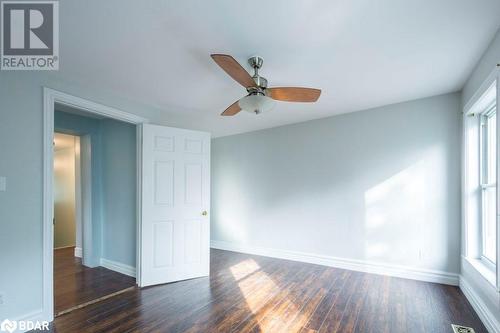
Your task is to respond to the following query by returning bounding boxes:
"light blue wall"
[54,111,137,268]
[101,119,136,267]
[212,93,462,274]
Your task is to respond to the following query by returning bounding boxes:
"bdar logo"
[0,319,17,333]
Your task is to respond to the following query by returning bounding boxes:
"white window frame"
[479,105,497,266]
[462,68,499,290]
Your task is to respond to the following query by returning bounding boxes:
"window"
[480,105,497,265]
[465,79,498,282]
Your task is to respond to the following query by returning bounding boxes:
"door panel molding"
[140,124,210,287]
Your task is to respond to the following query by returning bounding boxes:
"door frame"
[42,87,148,322]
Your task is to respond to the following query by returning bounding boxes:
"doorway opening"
[48,95,146,318]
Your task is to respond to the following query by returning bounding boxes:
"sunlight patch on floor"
[230,258,261,281]
[230,259,281,321]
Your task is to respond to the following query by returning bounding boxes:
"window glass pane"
[481,117,487,185]
[487,112,496,184]
[483,187,497,263]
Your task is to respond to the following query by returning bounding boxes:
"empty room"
[0,1,500,333]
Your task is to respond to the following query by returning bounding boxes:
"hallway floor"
[54,247,136,316]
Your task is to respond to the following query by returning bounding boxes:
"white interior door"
[140,124,210,287]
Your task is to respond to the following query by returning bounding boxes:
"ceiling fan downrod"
[248,56,268,90]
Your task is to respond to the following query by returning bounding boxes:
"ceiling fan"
[211,54,322,116]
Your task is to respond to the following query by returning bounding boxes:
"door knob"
[201,210,208,216]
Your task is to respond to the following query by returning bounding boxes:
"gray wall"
[212,93,462,274]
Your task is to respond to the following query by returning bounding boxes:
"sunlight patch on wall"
[364,146,447,267]
[213,168,250,243]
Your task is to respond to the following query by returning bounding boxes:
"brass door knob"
[201,210,208,216]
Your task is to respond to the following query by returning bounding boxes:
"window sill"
[465,257,496,288]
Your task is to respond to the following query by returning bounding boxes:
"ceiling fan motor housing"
[248,56,263,69]
[248,56,268,89]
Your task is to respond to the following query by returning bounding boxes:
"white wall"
[211,93,462,282]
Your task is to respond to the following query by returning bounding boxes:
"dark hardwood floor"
[41,249,485,332]
[54,247,136,315]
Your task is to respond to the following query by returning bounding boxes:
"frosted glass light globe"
[238,94,275,114]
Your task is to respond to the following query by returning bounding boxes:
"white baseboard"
[100,258,136,278]
[74,247,82,258]
[460,276,500,333]
[210,240,459,286]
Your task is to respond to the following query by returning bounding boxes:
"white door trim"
[74,136,83,259]
[79,134,93,267]
[42,87,148,322]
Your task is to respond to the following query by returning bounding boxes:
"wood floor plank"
[278,267,339,333]
[301,269,349,331]
[34,249,487,333]
[348,273,382,333]
[317,271,363,333]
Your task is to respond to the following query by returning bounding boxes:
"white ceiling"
[58,0,500,137]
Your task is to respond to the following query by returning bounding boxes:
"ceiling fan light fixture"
[238,94,275,115]
[211,54,321,116]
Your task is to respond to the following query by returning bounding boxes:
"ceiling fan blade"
[221,100,241,116]
[267,87,321,102]
[211,54,256,88]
